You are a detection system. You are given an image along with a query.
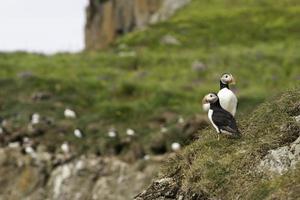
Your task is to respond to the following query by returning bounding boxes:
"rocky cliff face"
[0,146,162,200]
[85,0,191,50]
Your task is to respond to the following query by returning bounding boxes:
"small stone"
[143,155,150,160]
[8,142,20,149]
[191,60,206,72]
[17,71,34,79]
[118,51,136,57]
[32,92,52,101]
[160,35,180,45]
[118,43,128,50]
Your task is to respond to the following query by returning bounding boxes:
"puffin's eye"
[225,75,228,78]
[210,95,213,97]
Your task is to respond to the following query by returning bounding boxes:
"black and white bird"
[202,93,240,138]
[203,73,238,116]
[218,73,237,116]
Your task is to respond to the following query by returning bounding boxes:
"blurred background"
[0,0,299,199]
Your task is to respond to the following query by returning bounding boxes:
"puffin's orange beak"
[230,76,236,85]
[202,96,208,104]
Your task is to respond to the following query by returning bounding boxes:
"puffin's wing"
[212,110,240,134]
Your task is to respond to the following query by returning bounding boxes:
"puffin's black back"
[210,99,240,136]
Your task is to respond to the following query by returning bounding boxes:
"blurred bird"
[171,142,181,152]
[25,146,36,157]
[203,73,238,116]
[126,128,135,136]
[160,127,168,133]
[177,116,185,124]
[31,113,40,124]
[108,128,117,138]
[202,93,240,139]
[74,129,83,138]
[61,142,70,153]
[64,108,76,118]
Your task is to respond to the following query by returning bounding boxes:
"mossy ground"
[0,0,299,157]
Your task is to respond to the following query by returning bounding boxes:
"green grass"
[0,0,299,157]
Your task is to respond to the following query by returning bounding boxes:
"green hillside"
[0,0,299,158]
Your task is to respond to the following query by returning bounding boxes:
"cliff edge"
[135,89,300,200]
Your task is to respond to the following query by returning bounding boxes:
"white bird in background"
[74,129,83,138]
[171,142,181,152]
[143,155,150,160]
[126,128,135,136]
[160,127,168,133]
[25,146,36,157]
[203,73,238,116]
[64,108,76,119]
[23,137,30,143]
[218,73,238,116]
[177,116,185,124]
[31,113,40,124]
[61,142,70,153]
[108,128,117,138]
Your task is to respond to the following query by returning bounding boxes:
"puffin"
[202,93,240,138]
[203,73,238,116]
[218,73,237,116]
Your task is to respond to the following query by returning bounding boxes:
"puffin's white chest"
[218,88,237,116]
[202,103,210,112]
[208,109,219,133]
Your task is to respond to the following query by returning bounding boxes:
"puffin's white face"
[220,73,236,85]
[202,93,218,104]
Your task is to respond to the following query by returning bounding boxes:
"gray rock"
[47,156,158,200]
[150,0,192,23]
[160,35,181,45]
[191,60,207,72]
[32,92,52,101]
[17,71,34,79]
[258,135,300,175]
[258,146,291,175]
[295,115,300,123]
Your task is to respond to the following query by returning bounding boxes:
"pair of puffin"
[202,73,240,138]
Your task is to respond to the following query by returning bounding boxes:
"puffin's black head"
[202,93,218,105]
[220,73,236,85]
